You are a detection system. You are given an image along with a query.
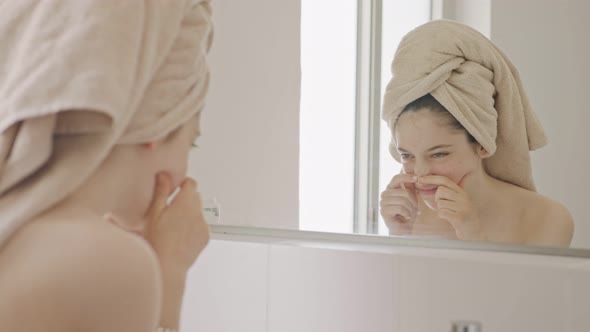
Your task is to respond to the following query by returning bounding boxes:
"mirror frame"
[211,225,590,258]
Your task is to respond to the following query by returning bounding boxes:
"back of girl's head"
[399,93,476,143]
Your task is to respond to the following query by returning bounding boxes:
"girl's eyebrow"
[397,144,452,153]
[426,144,452,152]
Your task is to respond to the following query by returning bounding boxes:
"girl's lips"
[417,187,438,195]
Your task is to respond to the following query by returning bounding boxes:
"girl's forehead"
[395,117,467,150]
[397,113,456,137]
[397,108,450,127]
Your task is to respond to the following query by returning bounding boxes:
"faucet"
[451,320,482,332]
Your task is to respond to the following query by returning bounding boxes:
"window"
[300,0,431,234]
[299,0,357,233]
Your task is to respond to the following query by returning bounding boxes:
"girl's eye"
[432,152,448,158]
[400,153,413,159]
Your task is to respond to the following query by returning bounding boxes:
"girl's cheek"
[428,163,455,179]
[432,163,465,184]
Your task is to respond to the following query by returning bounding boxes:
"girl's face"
[394,108,487,209]
[137,113,202,203]
[105,113,202,227]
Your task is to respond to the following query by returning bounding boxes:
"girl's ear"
[478,145,490,159]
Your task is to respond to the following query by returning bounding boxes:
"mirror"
[190,0,590,252]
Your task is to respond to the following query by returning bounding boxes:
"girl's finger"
[435,199,459,213]
[381,190,417,208]
[387,173,417,189]
[144,173,172,222]
[435,186,458,202]
[437,208,457,224]
[381,205,413,222]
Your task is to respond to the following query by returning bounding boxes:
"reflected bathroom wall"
[489,0,590,248]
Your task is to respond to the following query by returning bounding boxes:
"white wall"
[189,0,300,229]
[489,0,590,248]
[181,235,590,332]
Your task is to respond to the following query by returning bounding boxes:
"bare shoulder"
[517,190,574,247]
[0,217,161,332]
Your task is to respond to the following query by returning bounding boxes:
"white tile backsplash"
[180,240,269,332]
[396,255,570,332]
[180,237,590,332]
[267,244,399,332]
[570,263,590,331]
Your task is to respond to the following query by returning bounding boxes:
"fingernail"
[181,180,193,190]
[412,176,418,182]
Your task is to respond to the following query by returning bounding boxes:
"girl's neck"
[464,169,503,216]
[39,147,150,230]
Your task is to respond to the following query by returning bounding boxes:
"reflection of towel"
[382,20,547,192]
[0,0,213,247]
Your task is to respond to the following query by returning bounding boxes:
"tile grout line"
[264,243,271,332]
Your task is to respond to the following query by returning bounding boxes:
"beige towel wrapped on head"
[382,19,547,192]
[0,0,213,247]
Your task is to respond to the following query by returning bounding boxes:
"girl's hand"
[380,173,418,235]
[143,173,210,277]
[416,174,485,241]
